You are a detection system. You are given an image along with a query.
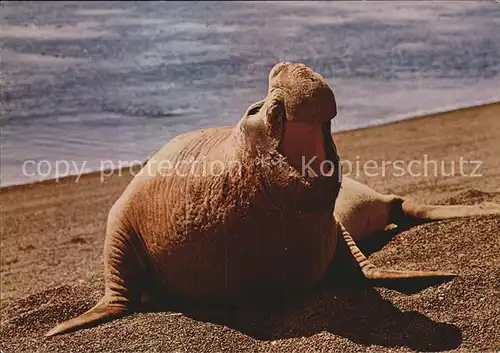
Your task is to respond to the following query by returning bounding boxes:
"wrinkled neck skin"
[234,114,341,213]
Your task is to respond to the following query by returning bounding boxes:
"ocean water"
[1,1,499,186]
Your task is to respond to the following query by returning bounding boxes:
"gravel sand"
[1,103,499,352]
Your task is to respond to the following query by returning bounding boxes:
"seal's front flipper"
[45,298,129,337]
[359,268,457,281]
[339,223,457,290]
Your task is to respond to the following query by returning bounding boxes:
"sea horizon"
[2,100,498,189]
[2,1,499,187]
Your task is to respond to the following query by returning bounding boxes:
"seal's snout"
[268,62,337,124]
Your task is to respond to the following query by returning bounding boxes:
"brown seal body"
[46,62,341,336]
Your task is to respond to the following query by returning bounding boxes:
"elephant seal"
[47,61,342,336]
[46,62,500,336]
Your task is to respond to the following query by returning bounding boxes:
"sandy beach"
[1,102,500,352]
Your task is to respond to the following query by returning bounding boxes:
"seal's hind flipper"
[339,222,457,282]
[45,298,129,337]
[399,199,500,223]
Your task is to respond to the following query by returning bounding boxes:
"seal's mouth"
[276,115,286,155]
[277,115,342,211]
[283,120,338,175]
[241,98,339,183]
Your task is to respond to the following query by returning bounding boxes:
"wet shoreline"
[3,1,499,186]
